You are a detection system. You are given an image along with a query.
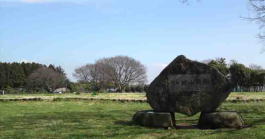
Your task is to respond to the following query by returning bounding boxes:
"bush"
[92,91,98,96]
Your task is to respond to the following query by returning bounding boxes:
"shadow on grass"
[114,119,199,130]
[175,124,198,129]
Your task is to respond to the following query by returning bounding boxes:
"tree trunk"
[170,112,177,129]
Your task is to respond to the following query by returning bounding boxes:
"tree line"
[0,62,68,93]
[206,58,265,92]
[0,56,264,93]
[0,56,147,93]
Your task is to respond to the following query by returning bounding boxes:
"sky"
[0,0,265,82]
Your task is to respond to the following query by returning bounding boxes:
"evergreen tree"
[0,62,68,91]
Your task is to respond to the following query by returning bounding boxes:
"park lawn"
[0,92,265,101]
[228,92,265,100]
[0,101,265,139]
[0,93,146,100]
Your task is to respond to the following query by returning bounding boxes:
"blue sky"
[0,0,265,82]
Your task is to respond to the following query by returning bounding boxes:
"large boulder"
[132,110,173,128]
[147,55,233,116]
[198,112,244,129]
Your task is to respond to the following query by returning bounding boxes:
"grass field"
[0,92,146,100]
[0,100,265,139]
[0,92,265,101]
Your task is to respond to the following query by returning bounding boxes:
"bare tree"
[73,64,94,82]
[73,63,112,89]
[96,56,147,92]
[74,56,147,92]
[249,0,265,39]
[27,67,67,92]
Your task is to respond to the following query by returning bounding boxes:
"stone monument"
[133,55,244,129]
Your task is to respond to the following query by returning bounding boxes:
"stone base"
[198,111,244,129]
[132,110,173,128]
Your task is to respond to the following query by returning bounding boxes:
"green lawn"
[1,92,265,101]
[0,101,265,138]
[0,92,146,100]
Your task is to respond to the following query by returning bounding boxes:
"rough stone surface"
[198,112,244,129]
[147,55,233,116]
[132,110,173,128]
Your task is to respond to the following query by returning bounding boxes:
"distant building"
[106,88,118,92]
[53,88,68,93]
